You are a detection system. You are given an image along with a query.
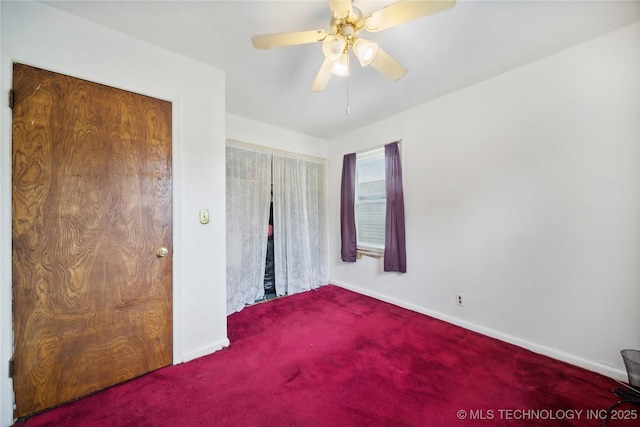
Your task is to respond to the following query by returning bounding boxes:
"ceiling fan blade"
[369,47,407,82]
[329,0,352,18]
[252,30,327,49]
[311,59,334,92]
[365,0,456,32]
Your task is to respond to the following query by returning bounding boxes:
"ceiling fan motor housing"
[330,6,365,42]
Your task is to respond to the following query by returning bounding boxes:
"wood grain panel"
[12,63,173,417]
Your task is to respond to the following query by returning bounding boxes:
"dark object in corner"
[264,200,275,296]
[602,349,640,427]
[264,235,275,296]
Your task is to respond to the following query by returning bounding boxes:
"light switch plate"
[199,209,209,224]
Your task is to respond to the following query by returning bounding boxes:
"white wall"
[1,2,636,425]
[328,23,640,380]
[227,113,328,159]
[0,2,228,426]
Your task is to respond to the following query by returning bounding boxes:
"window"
[355,147,386,252]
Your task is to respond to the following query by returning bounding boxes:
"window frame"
[355,147,386,255]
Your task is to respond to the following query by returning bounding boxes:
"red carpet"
[16,285,637,426]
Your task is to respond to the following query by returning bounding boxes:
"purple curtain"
[340,153,357,262]
[384,142,406,273]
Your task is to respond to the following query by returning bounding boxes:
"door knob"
[156,247,169,257]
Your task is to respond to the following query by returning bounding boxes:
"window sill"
[357,249,383,259]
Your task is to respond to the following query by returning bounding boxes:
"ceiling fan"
[252,0,456,92]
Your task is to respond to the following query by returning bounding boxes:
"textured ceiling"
[43,0,640,139]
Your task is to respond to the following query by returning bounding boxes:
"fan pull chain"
[346,73,350,115]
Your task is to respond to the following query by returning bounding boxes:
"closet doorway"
[225,142,328,314]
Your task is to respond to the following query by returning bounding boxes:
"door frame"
[1,57,185,418]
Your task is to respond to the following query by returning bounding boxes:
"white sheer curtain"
[226,145,272,314]
[272,154,328,296]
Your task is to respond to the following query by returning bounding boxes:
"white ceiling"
[43,0,640,140]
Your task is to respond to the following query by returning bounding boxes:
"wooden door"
[11,63,173,417]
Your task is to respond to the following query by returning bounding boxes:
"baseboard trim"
[330,280,627,381]
[180,338,230,364]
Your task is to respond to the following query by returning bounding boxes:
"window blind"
[356,148,386,250]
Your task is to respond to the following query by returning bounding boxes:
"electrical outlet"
[456,293,464,306]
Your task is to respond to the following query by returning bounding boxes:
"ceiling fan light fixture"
[252,0,458,92]
[330,53,350,76]
[353,38,379,67]
[322,34,347,61]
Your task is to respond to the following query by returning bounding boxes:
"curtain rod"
[226,138,327,163]
[354,139,402,156]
